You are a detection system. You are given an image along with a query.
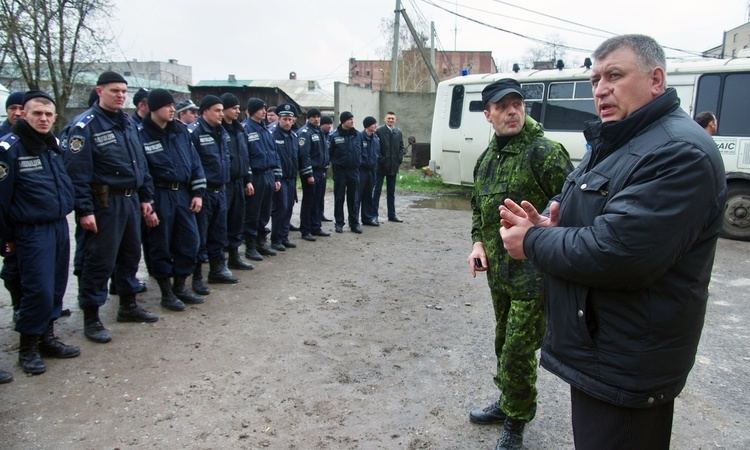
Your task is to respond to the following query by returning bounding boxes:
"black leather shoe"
[495,418,525,450]
[282,240,297,248]
[228,248,254,270]
[301,233,317,242]
[83,308,111,343]
[322,216,333,222]
[257,242,277,256]
[363,220,380,226]
[388,217,403,223]
[174,277,204,304]
[312,230,330,237]
[156,278,185,312]
[335,225,343,233]
[469,402,507,425]
[351,224,363,234]
[19,334,45,375]
[271,242,287,252]
[207,259,239,284]
[40,323,80,358]
[289,224,300,231]
[117,304,159,323]
[0,369,12,384]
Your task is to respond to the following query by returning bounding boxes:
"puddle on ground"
[410,196,471,211]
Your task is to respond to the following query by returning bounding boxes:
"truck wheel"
[721,183,750,241]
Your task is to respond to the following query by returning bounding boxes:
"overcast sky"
[108,0,748,92]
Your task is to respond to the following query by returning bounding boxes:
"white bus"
[430,57,750,240]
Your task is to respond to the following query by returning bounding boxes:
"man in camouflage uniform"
[467,78,572,450]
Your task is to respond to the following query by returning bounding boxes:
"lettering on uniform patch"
[298,137,306,147]
[363,142,368,148]
[311,134,320,142]
[199,134,215,146]
[275,139,285,145]
[144,140,164,155]
[334,137,345,144]
[17,156,43,173]
[69,135,85,153]
[248,132,260,142]
[93,130,117,147]
[0,161,8,181]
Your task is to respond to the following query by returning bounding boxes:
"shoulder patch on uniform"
[0,161,9,181]
[298,137,306,147]
[69,135,85,153]
[75,114,95,129]
[0,133,18,152]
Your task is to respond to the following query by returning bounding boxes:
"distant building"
[189,74,334,117]
[704,21,750,58]
[87,59,192,86]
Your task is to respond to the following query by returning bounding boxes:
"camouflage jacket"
[471,115,572,287]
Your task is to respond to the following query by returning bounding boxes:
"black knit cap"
[220,93,240,109]
[97,71,128,86]
[22,90,56,106]
[147,89,174,112]
[339,111,353,123]
[133,88,150,106]
[363,116,377,128]
[6,92,24,108]
[306,108,321,118]
[199,95,222,113]
[246,97,266,115]
[320,116,333,125]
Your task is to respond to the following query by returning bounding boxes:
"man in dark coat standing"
[374,111,404,223]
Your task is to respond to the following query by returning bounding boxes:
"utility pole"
[390,0,401,92]
[430,21,437,92]
[399,8,440,86]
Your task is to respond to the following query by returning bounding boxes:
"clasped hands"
[499,199,560,260]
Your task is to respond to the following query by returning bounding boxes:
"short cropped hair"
[593,34,666,72]
[695,111,716,128]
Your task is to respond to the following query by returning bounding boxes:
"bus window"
[694,74,720,117]
[521,83,544,122]
[545,81,597,131]
[719,73,750,136]
[469,100,484,112]
[449,85,464,129]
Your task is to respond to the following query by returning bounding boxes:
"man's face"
[6,104,23,125]
[384,114,396,127]
[365,123,377,134]
[267,111,278,123]
[707,119,718,136]
[22,100,57,134]
[278,115,295,131]
[341,118,354,130]
[321,123,332,133]
[483,94,525,137]
[308,116,320,127]
[153,104,175,123]
[250,107,266,122]
[137,100,149,116]
[97,82,128,111]
[179,109,198,125]
[590,47,664,122]
[223,105,240,122]
[202,104,224,127]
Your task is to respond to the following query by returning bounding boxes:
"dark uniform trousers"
[359,166,377,223]
[78,194,143,309]
[196,188,228,262]
[146,187,199,279]
[333,167,360,227]
[300,168,326,235]
[244,171,274,242]
[271,178,295,244]
[225,178,246,249]
[1,253,20,305]
[374,172,398,220]
[15,219,69,335]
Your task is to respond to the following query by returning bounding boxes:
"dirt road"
[0,192,747,449]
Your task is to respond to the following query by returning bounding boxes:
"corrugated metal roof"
[194,79,333,108]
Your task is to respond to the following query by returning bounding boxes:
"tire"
[721,183,750,241]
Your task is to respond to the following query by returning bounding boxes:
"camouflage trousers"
[487,276,544,422]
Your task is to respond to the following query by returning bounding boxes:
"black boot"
[0,369,12,384]
[256,238,277,256]
[117,294,159,323]
[157,277,185,312]
[173,276,204,304]
[83,306,111,343]
[192,263,210,296]
[228,247,254,270]
[495,418,525,450]
[39,322,80,358]
[208,257,239,284]
[469,402,507,424]
[244,239,263,261]
[18,334,45,375]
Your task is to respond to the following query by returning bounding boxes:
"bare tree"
[0,0,112,122]
[523,34,568,69]
[377,16,433,92]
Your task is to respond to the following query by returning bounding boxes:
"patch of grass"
[395,169,473,195]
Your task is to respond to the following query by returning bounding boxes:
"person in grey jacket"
[499,34,726,450]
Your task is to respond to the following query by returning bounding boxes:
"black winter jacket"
[523,89,726,408]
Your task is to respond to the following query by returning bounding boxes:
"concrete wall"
[334,82,380,127]
[379,91,435,145]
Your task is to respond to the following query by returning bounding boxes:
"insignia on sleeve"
[0,161,9,181]
[298,137,306,147]
[69,136,85,153]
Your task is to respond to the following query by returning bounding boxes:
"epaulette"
[0,133,18,152]
[74,113,95,129]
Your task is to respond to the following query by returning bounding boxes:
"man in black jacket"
[499,34,726,450]
[374,111,404,223]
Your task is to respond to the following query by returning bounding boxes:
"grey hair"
[593,34,666,72]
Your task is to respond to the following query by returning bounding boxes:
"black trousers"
[571,386,674,450]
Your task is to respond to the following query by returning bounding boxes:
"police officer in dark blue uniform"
[319,115,334,223]
[270,104,313,251]
[220,93,254,271]
[189,95,238,285]
[64,71,159,344]
[139,89,207,311]
[329,111,363,234]
[0,91,80,374]
[360,116,381,226]
[297,108,330,241]
[242,98,281,260]
[130,88,149,127]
